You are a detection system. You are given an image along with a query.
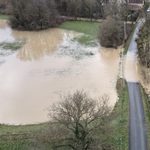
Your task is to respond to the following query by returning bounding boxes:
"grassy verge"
[71,35,98,47]
[110,78,129,150]
[0,14,9,20]
[140,85,150,149]
[123,22,138,55]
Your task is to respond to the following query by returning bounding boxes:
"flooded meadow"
[0,20,121,125]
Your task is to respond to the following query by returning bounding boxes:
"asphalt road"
[127,20,148,150]
[128,82,148,150]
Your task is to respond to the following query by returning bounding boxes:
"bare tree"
[98,16,124,48]
[47,90,112,150]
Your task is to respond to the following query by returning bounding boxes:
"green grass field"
[58,21,100,37]
[0,14,9,20]
[0,123,49,149]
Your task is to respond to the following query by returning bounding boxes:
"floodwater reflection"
[11,29,79,61]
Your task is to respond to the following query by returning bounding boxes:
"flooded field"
[0,20,121,125]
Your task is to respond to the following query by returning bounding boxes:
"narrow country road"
[128,82,147,150]
[126,20,148,150]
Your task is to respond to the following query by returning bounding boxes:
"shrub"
[10,0,58,30]
[98,16,124,48]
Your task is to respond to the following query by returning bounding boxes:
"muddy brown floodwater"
[0,20,121,125]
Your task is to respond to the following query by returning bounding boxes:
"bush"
[98,16,124,48]
[10,0,58,30]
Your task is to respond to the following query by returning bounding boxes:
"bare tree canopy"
[98,16,124,48]
[47,90,112,150]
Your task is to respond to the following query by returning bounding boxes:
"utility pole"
[122,22,126,88]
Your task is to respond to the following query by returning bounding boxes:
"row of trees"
[0,0,139,31]
[55,0,140,21]
[136,19,150,68]
[55,0,107,20]
[55,0,132,20]
[135,18,150,84]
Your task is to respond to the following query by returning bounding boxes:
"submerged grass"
[124,23,137,55]
[72,35,98,47]
[59,45,94,60]
[0,14,9,20]
[140,85,150,149]
[0,39,25,52]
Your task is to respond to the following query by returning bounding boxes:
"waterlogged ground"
[0,20,121,125]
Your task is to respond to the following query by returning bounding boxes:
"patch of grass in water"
[72,35,98,47]
[62,48,94,60]
[58,45,94,60]
[0,39,25,51]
